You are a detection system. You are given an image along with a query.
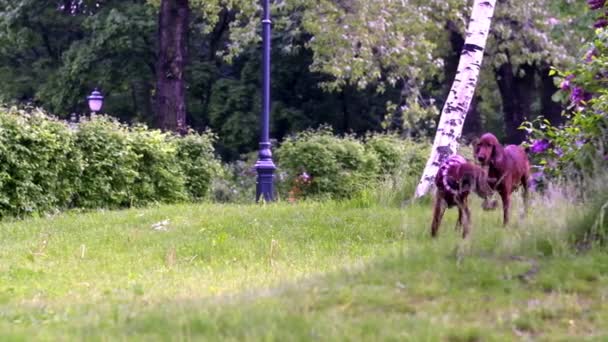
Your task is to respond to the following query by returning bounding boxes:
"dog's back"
[503,145,530,190]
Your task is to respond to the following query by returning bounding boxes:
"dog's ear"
[490,144,504,166]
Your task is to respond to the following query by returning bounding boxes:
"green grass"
[1,195,607,341]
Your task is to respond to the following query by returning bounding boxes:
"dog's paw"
[482,199,498,211]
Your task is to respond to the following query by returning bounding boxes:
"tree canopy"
[0,0,595,159]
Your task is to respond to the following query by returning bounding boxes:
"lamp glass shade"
[87,90,104,112]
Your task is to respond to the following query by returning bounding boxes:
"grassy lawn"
[1,196,607,341]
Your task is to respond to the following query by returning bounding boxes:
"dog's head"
[459,163,494,198]
[473,133,503,166]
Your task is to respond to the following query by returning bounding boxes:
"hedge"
[0,106,220,218]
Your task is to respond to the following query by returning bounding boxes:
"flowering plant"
[521,12,608,190]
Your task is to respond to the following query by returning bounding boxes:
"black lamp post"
[254,0,276,202]
[87,88,104,114]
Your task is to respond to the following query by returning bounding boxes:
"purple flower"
[560,74,575,91]
[594,18,608,28]
[554,147,564,157]
[299,172,310,181]
[530,171,544,192]
[570,86,592,105]
[588,0,606,10]
[575,139,586,148]
[531,139,550,153]
[584,48,597,62]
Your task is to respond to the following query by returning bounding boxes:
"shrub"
[361,134,430,206]
[0,107,221,218]
[277,128,379,199]
[130,125,188,205]
[74,116,140,208]
[276,128,430,201]
[0,107,81,218]
[176,130,222,200]
[522,28,608,191]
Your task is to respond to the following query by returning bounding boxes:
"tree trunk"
[415,0,497,198]
[155,0,189,133]
[462,95,483,138]
[444,20,482,140]
[496,63,535,144]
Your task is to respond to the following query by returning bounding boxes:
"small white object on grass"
[152,219,170,231]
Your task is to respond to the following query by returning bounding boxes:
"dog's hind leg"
[460,198,472,238]
[500,190,511,226]
[431,194,447,238]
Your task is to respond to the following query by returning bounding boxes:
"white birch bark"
[414,0,497,198]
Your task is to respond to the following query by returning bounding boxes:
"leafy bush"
[176,130,222,200]
[0,107,221,218]
[0,107,81,218]
[130,125,188,205]
[276,128,429,201]
[74,116,140,208]
[276,128,379,199]
[522,28,608,191]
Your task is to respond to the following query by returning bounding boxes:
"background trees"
[0,0,595,159]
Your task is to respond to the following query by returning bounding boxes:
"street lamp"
[254,0,276,202]
[87,88,104,114]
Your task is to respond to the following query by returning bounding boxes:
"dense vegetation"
[0,2,608,340]
[0,0,595,160]
[0,106,220,218]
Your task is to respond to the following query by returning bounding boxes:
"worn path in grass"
[0,200,607,341]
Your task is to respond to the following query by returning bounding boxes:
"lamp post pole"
[255,0,276,202]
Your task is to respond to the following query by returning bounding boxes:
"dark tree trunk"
[539,64,564,126]
[495,62,535,144]
[462,95,483,138]
[155,0,189,133]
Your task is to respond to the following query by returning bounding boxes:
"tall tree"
[155,0,189,132]
[415,0,497,198]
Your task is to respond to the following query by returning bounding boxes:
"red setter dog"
[474,133,530,225]
[431,155,495,238]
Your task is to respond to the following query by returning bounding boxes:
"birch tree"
[414,0,497,198]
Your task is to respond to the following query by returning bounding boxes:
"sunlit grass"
[0,192,607,340]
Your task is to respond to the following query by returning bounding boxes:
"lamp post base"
[255,159,276,202]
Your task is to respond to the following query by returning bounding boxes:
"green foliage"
[276,128,429,200]
[0,107,81,218]
[176,130,222,200]
[365,133,429,177]
[522,28,608,187]
[277,128,379,199]
[74,116,140,208]
[129,126,188,205]
[0,107,220,218]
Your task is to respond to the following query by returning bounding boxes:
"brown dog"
[474,133,530,225]
[431,155,495,238]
